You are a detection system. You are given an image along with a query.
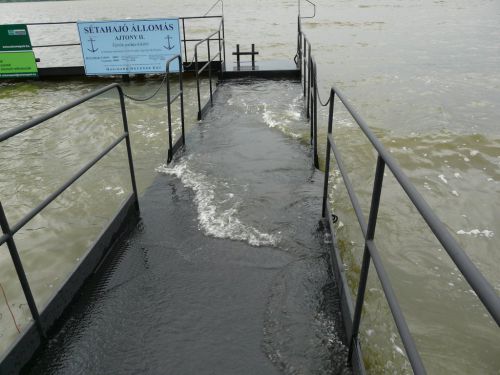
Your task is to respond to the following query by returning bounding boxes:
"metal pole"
[166,65,173,163]
[195,48,202,120]
[208,39,213,106]
[348,156,385,361]
[218,29,222,78]
[303,38,307,96]
[117,89,139,211]
[179,55,185,145]
[306,46,311,118]
[313,63,318,168]
[322,90,335,217]
[236,44,240,66]
[251,44,255,68]
[222,18,226,68]
[182,18,188,64]
[0,202,45,338]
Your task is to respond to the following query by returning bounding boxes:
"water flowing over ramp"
[24,79,349,375]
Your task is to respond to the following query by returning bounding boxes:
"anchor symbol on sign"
[87,37,98,53]
[164,35,175,50]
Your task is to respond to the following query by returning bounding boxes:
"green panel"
[0,51,38,78]
[0,24,32,52]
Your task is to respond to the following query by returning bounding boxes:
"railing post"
[208,39,213,106]
[297,16,301,70]
[303,37,307,96]
[218,29,222,78]
[179,55,185,145]
[182,18,188,64]
[322,89,335,217]
[306,46,311,118]
[313,61,319,168]
[0,202,45,339]
[117,88,139,211]
[195,48,202,120]
[348,155,386,361]
[166,64,174,163]
[222,17,226,68]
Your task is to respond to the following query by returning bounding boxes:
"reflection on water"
[1,0,499,373]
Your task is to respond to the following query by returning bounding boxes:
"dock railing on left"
[0,83,140,374]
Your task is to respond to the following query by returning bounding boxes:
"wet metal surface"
[24,80,348,375]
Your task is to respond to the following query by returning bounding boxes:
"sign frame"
[77,18,183,76]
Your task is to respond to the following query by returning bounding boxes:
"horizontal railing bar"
[231,51,259,56]
[26,16,222,27]
[32,43,80,48]
[32,39,222,49]
[0,232,8,246]
[184,38,222,42]
[26,21,77,26]
[8,134,127,237]
[194,20,223,50]
[366,239,427,374]
[172,136,184,155]
[169,91,182,104]
[198,52,221,74]
[332,85,500,325]
[0,83,121,143]
[179,15,222,20]
[328,133,368,237]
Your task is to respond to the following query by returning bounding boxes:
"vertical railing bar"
[307,45,311,118]
[0,202,45,339]
[309,56,313,142]
[348,156,386,361]
[313,61,318,168]
[303,37,307,97]
[208,39,213,106]
[218,29,222,78]
[179,55,185,145]
[182,18,188,64]
[166,64,173,163]
[117,88,139,210]
[322,89,335,217]
[222,18,226,67]
[195,47,202,120]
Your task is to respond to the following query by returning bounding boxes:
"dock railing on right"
[321,84,500,375]
[297,3,500,374]
[194,18,225,120]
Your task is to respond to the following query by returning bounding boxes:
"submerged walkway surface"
[25,80,348,374]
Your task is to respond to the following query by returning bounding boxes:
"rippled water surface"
[0,0,499,374]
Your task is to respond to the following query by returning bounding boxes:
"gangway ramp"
[23,79,349,374]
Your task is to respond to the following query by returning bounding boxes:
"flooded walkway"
[24,80,349,374]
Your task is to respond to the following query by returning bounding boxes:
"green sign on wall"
[0,24,38,78]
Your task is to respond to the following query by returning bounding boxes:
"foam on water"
[156,160,281,247]
[456,229,494,238]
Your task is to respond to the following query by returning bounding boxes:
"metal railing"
[194,18,225,120]
[165,55,185,163]
[25,16,225,70]
[0,83,139,339]
[298,12,500,375]
[297,2,319,168]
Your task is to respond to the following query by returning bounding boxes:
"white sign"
[77,18,182,75]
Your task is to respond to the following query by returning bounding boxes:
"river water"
[0,0,499,374]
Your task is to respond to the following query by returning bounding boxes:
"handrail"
[298,10,500,375]
[298,0,316,19]
[23,16,224,68]
[165,55,185,163]
[0,83,139,340]
[203,0,224,17]
[328,85,500,326]
[194,18,225,120]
